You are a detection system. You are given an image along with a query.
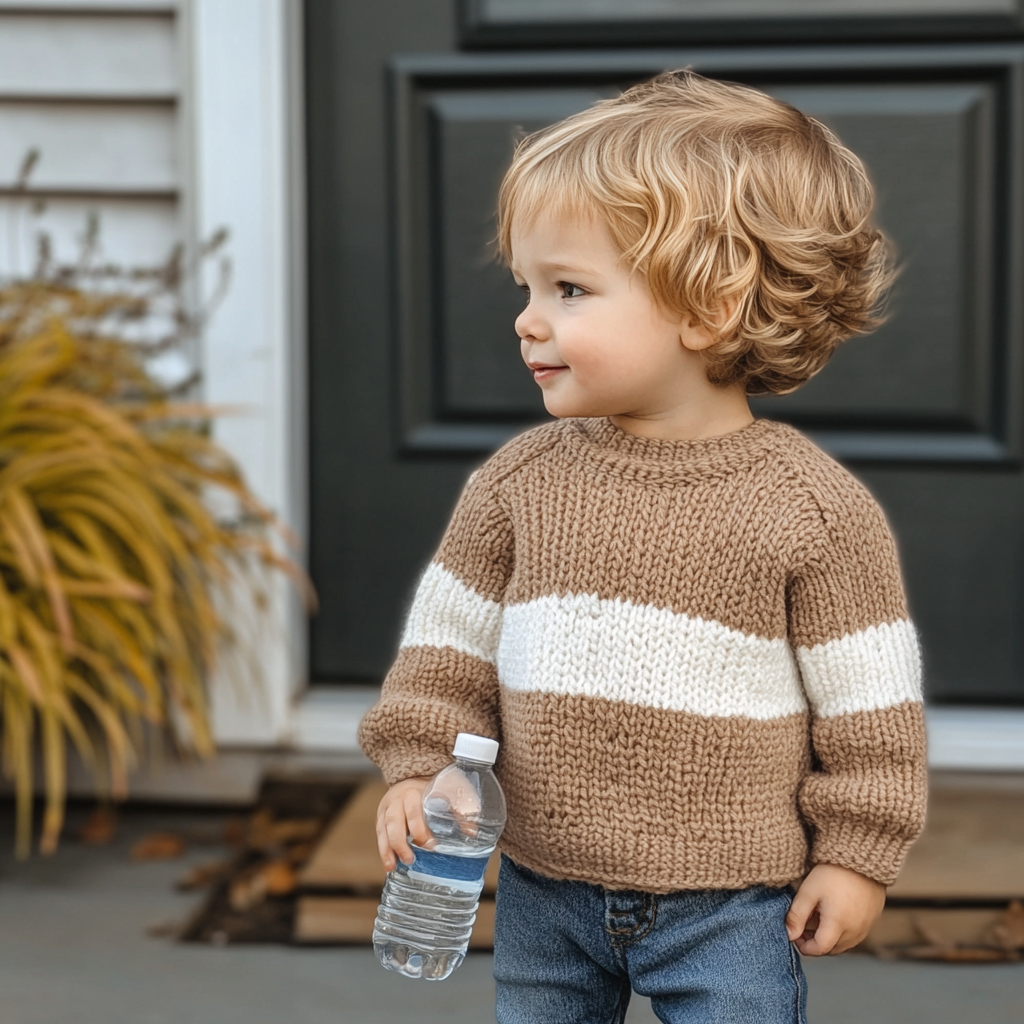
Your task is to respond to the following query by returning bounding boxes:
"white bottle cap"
[452,733,499,765]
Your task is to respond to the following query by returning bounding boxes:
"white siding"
[0,197,179,271]
[0,1,172,8]
[0,13,176,96]
[0,103,177,190]
[0,4,179,278]
[0,1,311,756]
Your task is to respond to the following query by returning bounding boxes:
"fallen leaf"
[245,809,275,848]
[286,841,315,866]
[910,914,954,950]
[268,820,321,843]
[246,811,322,850]
[988,900,1024,951]
[77,806,117,846]
[130,832,186,861]
[901,944,1017,963]
[175,858,231,892]
[229,868,267,912]
[227,858,298,910]
[222,817,246,847]
[263,859,297,896]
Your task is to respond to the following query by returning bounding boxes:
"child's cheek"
[572,352,621,397]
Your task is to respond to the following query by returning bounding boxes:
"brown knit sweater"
[359,417,927,891]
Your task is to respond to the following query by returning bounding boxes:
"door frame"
[183,0,309,747]
[186,0,1024,770]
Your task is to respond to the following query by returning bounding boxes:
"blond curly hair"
[497,71,894,395]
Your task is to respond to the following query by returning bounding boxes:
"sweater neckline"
[566,416,785,484]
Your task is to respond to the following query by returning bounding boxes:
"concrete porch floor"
[0,803,1022,1024]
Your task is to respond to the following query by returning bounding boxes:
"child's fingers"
[785,888,817,941]
[375,817,397,872]
[830,925,868,956]
[375,794,398,871]
[376,805,400,870]
[404,789,434,850]
[829,933,857,956]
[382,800,416,866]
[374,778,435,871]
[795,914,844,957]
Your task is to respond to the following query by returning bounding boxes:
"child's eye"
[560,282,586,299]
[517,284,530,304]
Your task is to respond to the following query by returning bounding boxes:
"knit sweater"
[358,417,927,891]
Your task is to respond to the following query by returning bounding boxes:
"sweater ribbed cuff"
[810,821,916,887]
[374,744,453,788]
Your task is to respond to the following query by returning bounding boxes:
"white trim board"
[287,686,382,754]
[286,690,1024,774]
[8,701,1008,806]
[0,746,378,806]
[926,706,1024,770]
[185,0,308,747]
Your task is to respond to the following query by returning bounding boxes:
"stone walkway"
[0,805,1021,1024]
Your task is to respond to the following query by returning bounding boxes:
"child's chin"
[544,398,611,420]
[542,392,596,419]
[543,403,581,419]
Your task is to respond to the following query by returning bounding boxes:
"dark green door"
[306,0,1024,705]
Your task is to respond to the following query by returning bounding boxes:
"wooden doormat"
[290,775,1024,959]
[176,777,359,945]
[863,902,1024,961]
[174,774,1023,961]
[863,779,1024,961]
[293,778,500,946]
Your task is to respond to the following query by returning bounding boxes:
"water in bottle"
[373,732,506,980]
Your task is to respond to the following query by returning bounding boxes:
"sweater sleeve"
[788,480,927,886]
[357,466,513,785]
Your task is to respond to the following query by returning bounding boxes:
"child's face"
[510,211,713,422]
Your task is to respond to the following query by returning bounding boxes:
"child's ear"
[679,296,739,352]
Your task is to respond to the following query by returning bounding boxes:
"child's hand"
[786,863,886,956]
[376,777,434,871]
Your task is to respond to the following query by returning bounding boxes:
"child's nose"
[515,302,550,343]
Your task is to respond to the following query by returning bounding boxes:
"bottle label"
[406,844,490,893]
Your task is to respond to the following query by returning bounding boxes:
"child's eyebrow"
[535,259,602,278]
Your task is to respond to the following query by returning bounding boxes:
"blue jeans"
[493,855,807,1024]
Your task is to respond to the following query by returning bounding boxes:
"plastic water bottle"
[373,732,506,980]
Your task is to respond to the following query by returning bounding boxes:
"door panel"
[390,49,1024,463]
[433,90,608,418]
[305,0,467,680]
[761,83,995,428]
[459,0,1024,48]
[864,470,1024,702]
[307,1,1024,703]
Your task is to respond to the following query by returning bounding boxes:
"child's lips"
[530,365,568,383]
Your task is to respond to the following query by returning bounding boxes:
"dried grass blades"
[0,249,306,856]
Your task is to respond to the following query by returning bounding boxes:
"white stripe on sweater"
[496,592,806,720]
[797,619,922,718]
[399,562,503,663]
[400,562,922,720]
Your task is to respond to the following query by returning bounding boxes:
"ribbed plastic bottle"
[373,732,506,980]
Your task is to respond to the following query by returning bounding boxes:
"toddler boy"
[359,71,926,1023]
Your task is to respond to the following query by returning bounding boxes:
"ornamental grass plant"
[0,218,308,856]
